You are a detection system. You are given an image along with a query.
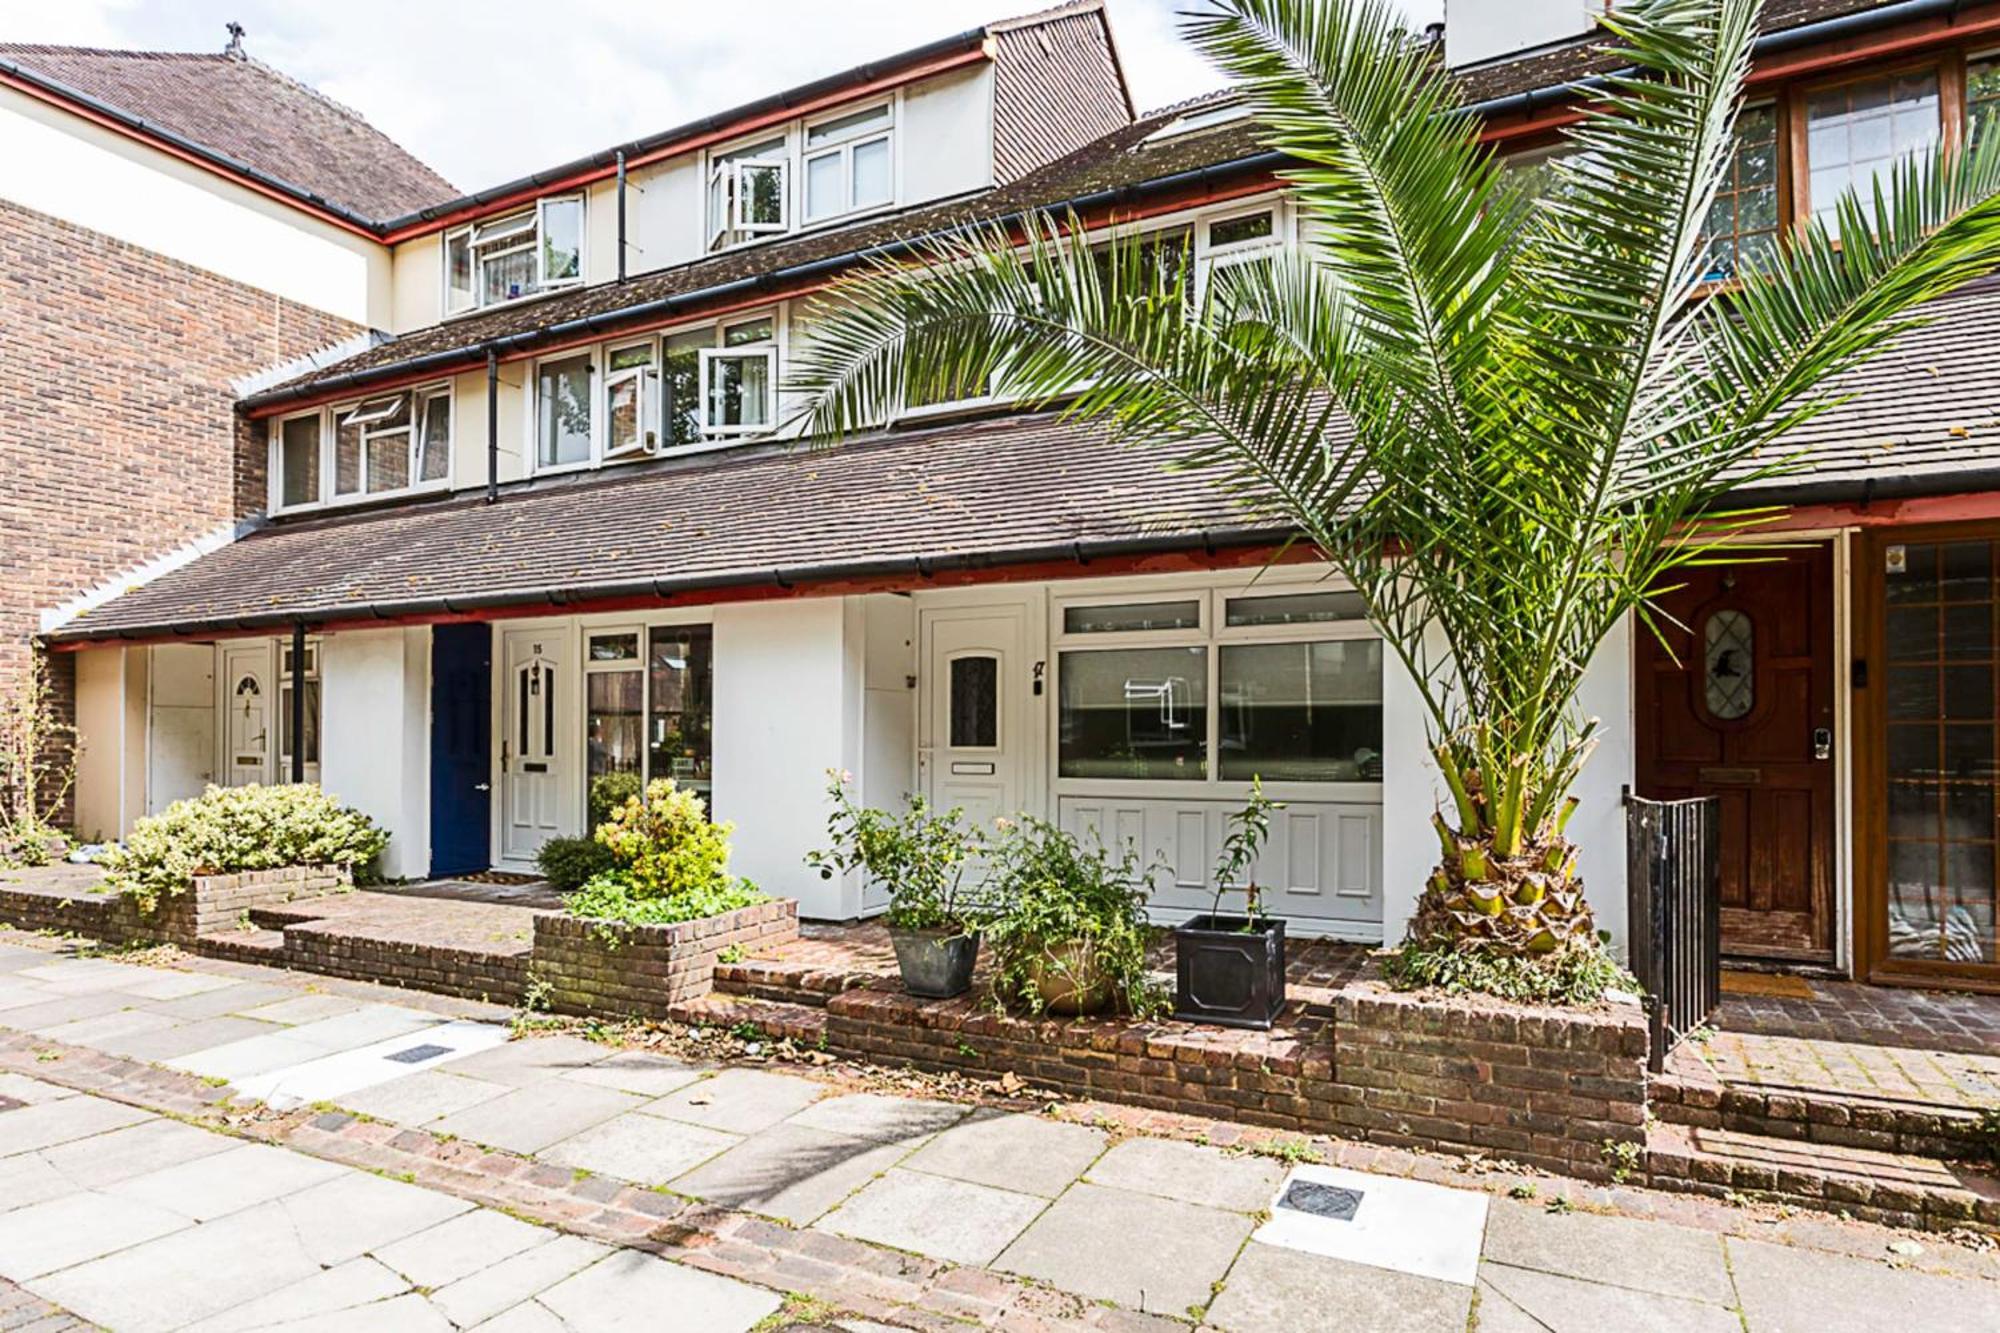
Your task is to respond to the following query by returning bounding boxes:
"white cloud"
[0,0,1440,193]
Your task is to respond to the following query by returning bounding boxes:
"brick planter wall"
[130,865,351,949]
[282,924,529,1005]
[533,901,798,1021]
[0,883,119,939]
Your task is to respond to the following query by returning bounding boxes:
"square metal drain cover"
[0,1095,25,1113]
[387,1043,453,1064]
[1278,1179,1364,1221]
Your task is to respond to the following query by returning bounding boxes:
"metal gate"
[1624,792,1721,1073]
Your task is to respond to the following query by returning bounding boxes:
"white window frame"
[277,635,322,780]
[1194,198,1292,304]
[443,193,587,315]
[705,134,790,252]
[801,97,898,226]
[603,339,661,461]
[269,384,453,514]
[698,317,780,438]
[529,347,600,476]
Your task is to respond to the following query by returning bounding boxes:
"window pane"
[724,317,774,347]
[805,151,843,220]
[1064,601,1201,634]
[608,343,653,372]
[740,161,784,227]
[586,669,644,802]
[1699,102,1780,281]
[1058,646,1208,779]
[1208,210,1274,248]
[445,231,474,312]
[1970,56,2000,146]
[280,415,320,507]
[480,246,536,305]
[279,680,320,766]
[334,417,362,496]
[418,394,450,483]
[649,625,714,795]
[1704,610,1754,720]
[1219,640,1382,781]
[663,333,704,446]
[707,352,770,430]
[607,373,642,454]
[949,656,998,748]
[541,197,582,282]
[852,137,891,207]
[1807,72,1939,232]
[1225,590,1366,627]
[366,428,410,493]
[538,355,592,466]
[807,103,892,145]
[590,632,640,662]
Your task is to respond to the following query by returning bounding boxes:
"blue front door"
[430,623,492,878]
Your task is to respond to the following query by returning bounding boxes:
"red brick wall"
[0,198,361,821]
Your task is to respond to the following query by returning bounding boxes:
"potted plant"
[984,817,1160,1017]
[1173,780,1287,1029]
[806,771,987,998]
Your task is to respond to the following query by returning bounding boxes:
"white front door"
[919,607,1029,834]
[502,629,566,862]
[220,644,270,787]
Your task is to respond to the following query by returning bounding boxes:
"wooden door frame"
[1854,523,2000,993]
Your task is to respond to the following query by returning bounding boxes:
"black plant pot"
[1173,915,1286,1029]
[888,926,981,999]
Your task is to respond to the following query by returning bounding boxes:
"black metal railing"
[1624,792,1721,1073]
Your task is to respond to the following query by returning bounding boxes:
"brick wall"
[139,864,352,949]
[534,901,799,1021]
[0,199,360,821]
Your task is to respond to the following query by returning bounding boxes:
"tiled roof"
[0,44,458,220]
[55,280,2000,642]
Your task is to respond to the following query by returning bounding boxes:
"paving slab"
[0,1072,76,1104]
[1085,1136,1285,1213]
[443,1034,609,1086]
[473,1301,568,1333]
[428,1234,611,1328]
[535,1247,780,1332]
[233,1018,510,1109]
[335,1068,514,1126]
[164,1030,331,1081]
[0,1189,191,1280]
[26,1201,326,1333]
[17,959,143,993]
[270,1292,454,1331]
[1481,1197,1733,1305]
[1476,1263,1740,1333]
[268,1171,475,1266]
[1253,1163,1487,1287]
[1726,1236,2000,1333]
[139,980,295,1020]
[1206,1243,1473,1333]
[0,1152,73,1213]
[429,1079,645,1155]
[899,1109,1107,1197]
[95,1014,281,1062]
[785,1091,967,1144]
[0,1093,152,1155]
[38,1117,237,1189]
[671,1122,915,1225]
[996,1181,1256,1316]
[561,1049,707,1097]
[111,970,240,1001]
[283,1003,443,1051]
[541,1110,741,1184]
[818,1167,1047,1265]
[375,1209,556,1289]
[238,993,368,1025]
[36,1009,183,1048]
[640,1067,825,1133]
[105,1141,346,1221]
[1,990,133,1033]
[181,1258,410,1333]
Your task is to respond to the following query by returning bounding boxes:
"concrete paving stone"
[429,1234,611,1328]
[639,1067,825,1133]
[284,1003,443,1051]
[182,1258,410,1333]
[27,1202,327,1333]
[443,1034,610,1087]
[1084,1136,1286,1213]
[105,1140,346,1220]
[561,1048,707,1098]
[37,1008,184,1048]
[0,1190,191,1281]
[1253,1164,1487,1287]
[238,993,367,1025]
[899,1109,1108,1198]
[818,1167,1047,1265]
[472,1299,569,1332]
[138,980,295,1020]
[1477,1264,1740,1333]
[0,977,52,1010]
[541,1110,741,1184]
[996,1182,1255,1316]
[535,1247,780,1332]
[429,1079,645,1155]
[1481,1197,1733,1305]
[268,1292,455,1332]
[336,1068,515,1126]
[38,1117,237,1189]
[375,1209,555,1290]
[1726,1236,2000,1333]
[0,1093,152,1155]
[164,1030,332,1081]
[784,1091,968,1144]
[1,990,133,1033]
[671,1122,915,1225]
[0,1152,73,1213]
[17,959,144,993]
[1206,1243,1474,1333]
[93,1013,280,1062]
[0,1072,76,1104]
[110,969,241,1001]
[270,1171,476,1266]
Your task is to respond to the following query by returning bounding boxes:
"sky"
[0,0,1440,195]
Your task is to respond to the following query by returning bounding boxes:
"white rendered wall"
[0,84,390,325]
[902,65,994,201]
[321,628,432,880]
[73,646,145,840]
[147,643,214,814]
[1381,616,1635,956]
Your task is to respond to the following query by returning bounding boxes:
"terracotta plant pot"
[1025,937,1113,1015]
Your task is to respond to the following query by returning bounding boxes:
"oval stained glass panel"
[1704,610,1754,720]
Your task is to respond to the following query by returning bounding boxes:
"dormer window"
[803,101,894,224]
[271,386,451,513]
[444,194,586,315]
[1143,101,1250,143]
[707,137,788,251]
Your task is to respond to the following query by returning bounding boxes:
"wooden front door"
[1636,545,1836,962]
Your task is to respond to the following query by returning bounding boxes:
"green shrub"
[804,769,986,933]
[105,783,387,913]
[587,771,643,830]
[566,871,766,927]
[536,836,617,892]
[983,817,1162,1017]
[1380,935,1636,1007]
[567,778,765,926]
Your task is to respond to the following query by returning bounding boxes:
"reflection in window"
[1703,610,1754,720]
[1807,73,1939,233]
[1063,601,1201,634]
[1058,647,1207,779]
[649,625,714,799]
[949,656,998,748]
[1224,591,1366,627]
[538,355,593,468]
[1699,102,1780,281]
[1219,641,1383,781]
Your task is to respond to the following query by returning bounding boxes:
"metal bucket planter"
[888,926,981,998]
[1173,915,1286,1029]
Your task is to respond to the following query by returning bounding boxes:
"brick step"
[1650,1069,1992,1159]
[711,955,879,1008]
[192,927,287,964]
[247,905,328,930]
[670,993,827,1046]
[1646,1120,2000,1234]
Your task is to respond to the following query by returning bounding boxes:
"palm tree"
[787,0,2000,973]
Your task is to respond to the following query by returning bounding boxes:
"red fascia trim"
[1764,488,2000,531]
[0,69,381,241]
[51,540,1313,650]
[378,45,995,245]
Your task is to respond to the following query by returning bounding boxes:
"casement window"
[1698,101,1781,282]
[1195,203,1289,304]
[699,317,778,436]
[584,625,715,817]
[1969,54,2000,144]
[1055,587,1383,786]
[1805,71,1940,233]
[707,137,788,251]
[803,101,894,224]
[273,386,451,512]
[537,353,594,469]
[444,194,586,315]
[278,638,321,775]
[604,341,661,459]
[278,414,322,509]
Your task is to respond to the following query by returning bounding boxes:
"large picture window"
[1057,586,1382,787]
[1806,71,1939,233]
[804,101,894,224]
[584,625,714,824]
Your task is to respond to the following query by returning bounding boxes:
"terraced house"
[19,0,2000,996]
